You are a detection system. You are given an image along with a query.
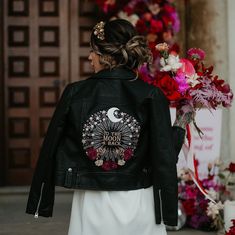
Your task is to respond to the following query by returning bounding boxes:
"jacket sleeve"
[26,84,73,217]
[149,87,182,226]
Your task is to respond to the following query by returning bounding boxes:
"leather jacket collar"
[90,67,137,80]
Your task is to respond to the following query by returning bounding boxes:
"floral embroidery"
[82,107,140,170]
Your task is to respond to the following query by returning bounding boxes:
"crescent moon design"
[107,107,123,123]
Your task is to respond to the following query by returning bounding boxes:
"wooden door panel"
[3,0,97,185]
[4,0,69,185]
[70,0,96,82]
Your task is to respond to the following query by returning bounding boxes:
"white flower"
[160,54,182,72]
[206,201,224,219]
[148,3,160,15]
[206,188,218,201]
[95,159,103,166]
[118,159,126,166]
[186,73,200,87]
[117,11,139,26]
[178,167,191,181]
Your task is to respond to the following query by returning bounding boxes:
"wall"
[185,0,233,163]
[227,0,235,162]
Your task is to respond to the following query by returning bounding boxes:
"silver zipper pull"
[34,182,45,219]
[158,189,164,223]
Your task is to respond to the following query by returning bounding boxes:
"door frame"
[0,0,5,186]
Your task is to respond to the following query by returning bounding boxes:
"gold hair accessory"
[93,21,105,40]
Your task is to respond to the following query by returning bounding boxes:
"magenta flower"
[171,12,180,33]
[174,73,189,94]
[86,147,97,160]
[187,48,206,60]
[124,148,133,160]
[101,160,118,171]
[185,185,197,199]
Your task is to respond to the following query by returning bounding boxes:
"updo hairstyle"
[90,19,152,70]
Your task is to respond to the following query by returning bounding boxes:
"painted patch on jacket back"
[82,107,140,171]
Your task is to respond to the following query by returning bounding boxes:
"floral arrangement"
[94,0,180,60]
[178,161,235,231]
[178,165,222,230]
[139,43,233,141]
[140,43,233,113]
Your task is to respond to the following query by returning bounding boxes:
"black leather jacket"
[26,67,185,226]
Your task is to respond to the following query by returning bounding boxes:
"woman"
[26,19,192,235]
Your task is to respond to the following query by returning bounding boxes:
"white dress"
[68,186,167,235]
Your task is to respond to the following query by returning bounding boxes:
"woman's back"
[26,19,186,234]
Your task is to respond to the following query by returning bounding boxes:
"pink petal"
[177,58,195,77]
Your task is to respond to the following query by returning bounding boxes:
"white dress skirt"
[68,186,167,235]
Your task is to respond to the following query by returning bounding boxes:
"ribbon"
[182,123,216,204]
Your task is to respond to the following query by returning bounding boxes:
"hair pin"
[93,21,105,40]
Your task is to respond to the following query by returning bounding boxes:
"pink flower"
[143,12,152,21]
[187,48,206,60]
[155,43,169,52]
[177,58,195,77]
[171,12,180,33]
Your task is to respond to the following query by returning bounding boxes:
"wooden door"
[2,0,96,185]
[3,0,70,185]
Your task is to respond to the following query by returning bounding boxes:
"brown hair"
[90,19,152,70]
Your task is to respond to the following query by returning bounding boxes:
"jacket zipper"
[34,182,45,218]
[158,189,164,223]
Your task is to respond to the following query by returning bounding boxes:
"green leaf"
[218,173,225,179]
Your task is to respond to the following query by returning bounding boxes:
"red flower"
[154,73,182,101]
[136,19,148,35]
[169,43,180,55]
[86,147,97,160]
[182,199,196,216]
[150,19,163,34]
[101,160,118,171]
[124,148,133,160]
[162,15,174,28]
[163,5,175,14]
[123,6,133,15]
[228,162,235,173]
[148,42,159,59]
[134,2,148,15]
